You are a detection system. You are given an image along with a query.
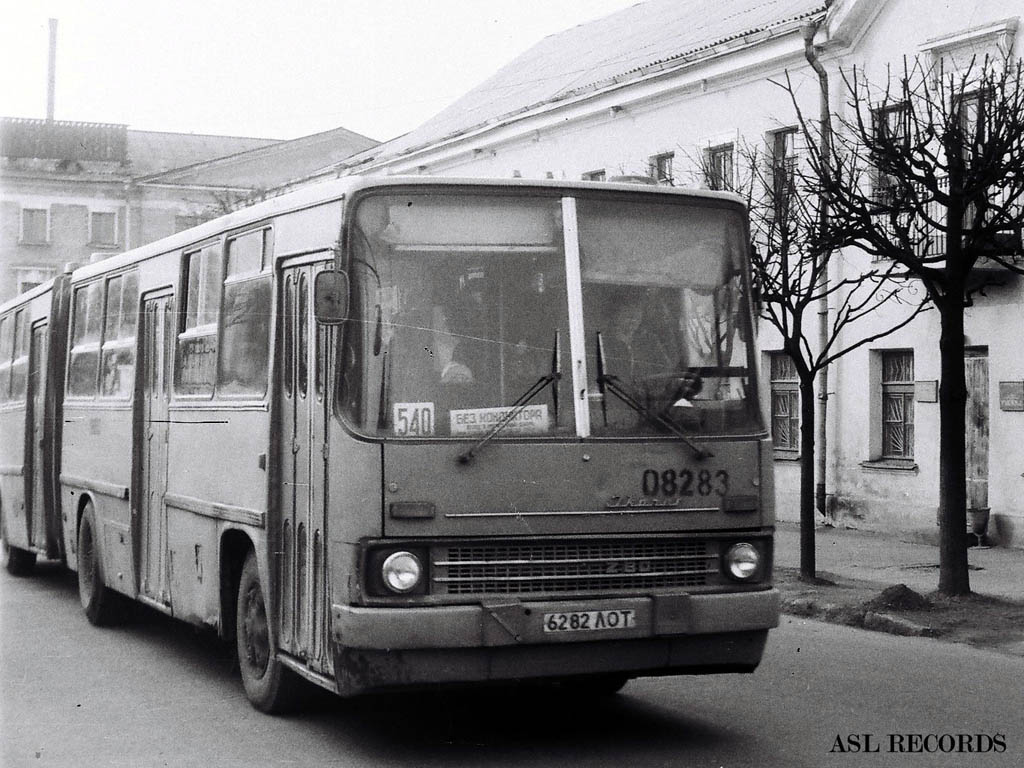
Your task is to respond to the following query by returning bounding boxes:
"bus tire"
[77,501,121,626]
[236,551,304,713]
[3,539,37,577]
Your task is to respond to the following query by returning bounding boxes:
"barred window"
[769,352,799,452]
[881,350,914,459]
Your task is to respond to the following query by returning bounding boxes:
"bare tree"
[795,56,1024,595]
[716,135,927,581]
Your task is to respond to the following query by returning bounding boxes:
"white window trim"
[19,206,50,245]
[920,18,1018,60]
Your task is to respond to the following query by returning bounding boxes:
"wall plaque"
[999,381,1024,411]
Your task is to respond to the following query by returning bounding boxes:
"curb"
[781,598,936,638]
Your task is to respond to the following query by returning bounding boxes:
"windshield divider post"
[560,196,590,438]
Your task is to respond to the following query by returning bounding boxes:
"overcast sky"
[1,0,641,142]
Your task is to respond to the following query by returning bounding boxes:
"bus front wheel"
[77,501,121,625]
[236,551,305,713]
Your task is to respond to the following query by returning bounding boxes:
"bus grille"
[432,539,716,596]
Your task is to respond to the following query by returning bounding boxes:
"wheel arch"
[219,528,256,642]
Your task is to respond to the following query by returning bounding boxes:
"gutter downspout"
[803,21,833,523]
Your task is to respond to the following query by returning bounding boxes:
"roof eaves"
[342,6,826,171]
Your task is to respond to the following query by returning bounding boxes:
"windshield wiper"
[457,330,561,465]
[595,331,713,460]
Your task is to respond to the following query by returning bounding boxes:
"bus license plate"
[542,609,636,633]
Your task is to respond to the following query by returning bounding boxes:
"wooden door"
[965,348,989,511]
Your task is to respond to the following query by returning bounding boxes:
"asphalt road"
[2,562,1022,768]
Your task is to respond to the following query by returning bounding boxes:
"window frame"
[215,228,273,400]
[19,207,50,245]
[706,143,735,191]
[871,102,909,205]
[98,270,139,400]
[89,210,119,247]
[174,240,224,399]
[880,349,915,460]
[768,351,800,455]
[648,152,674,185]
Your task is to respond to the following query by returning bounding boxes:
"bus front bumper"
[329,589,779,695]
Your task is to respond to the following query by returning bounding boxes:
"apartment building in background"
[0,117,376,302]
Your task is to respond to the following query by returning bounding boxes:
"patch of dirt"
[863,583,933,611]
[776,567,1024,656]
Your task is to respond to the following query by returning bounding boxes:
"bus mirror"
[314,270,349,325]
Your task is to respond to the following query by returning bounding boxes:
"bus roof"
[70,175,745,284]
[0,275,57,315]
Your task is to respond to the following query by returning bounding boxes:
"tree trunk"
[799,372,817,580]
[937,297,971,595]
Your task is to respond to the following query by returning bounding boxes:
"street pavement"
[2,563,1023,768]
[774,520,1024,601]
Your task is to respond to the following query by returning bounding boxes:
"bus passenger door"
[27,321,47,550]
[139,293,173,604]
[277,259,331,667]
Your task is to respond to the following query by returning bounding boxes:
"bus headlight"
[723,542,762,581]
[381,551,423,593]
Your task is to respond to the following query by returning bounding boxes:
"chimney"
[47,18,57,121]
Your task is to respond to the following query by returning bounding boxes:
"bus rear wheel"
[3,539,37,576]
[236,551,305,713]
[77,501,121,626]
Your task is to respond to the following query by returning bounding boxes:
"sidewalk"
[771,521,1024,655]
[774,521,1024,602]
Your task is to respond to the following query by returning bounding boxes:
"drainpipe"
[803,21,833,522]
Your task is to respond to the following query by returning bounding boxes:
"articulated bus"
[0,176,778,712]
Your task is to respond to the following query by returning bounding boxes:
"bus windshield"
[339,191,761,439]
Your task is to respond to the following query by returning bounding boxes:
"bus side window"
[0,314,10,403]
[68,282,103,397]
[9,309,27,401]
[175,244,222,397]
[100,271,138,398]
[217,229,270,398]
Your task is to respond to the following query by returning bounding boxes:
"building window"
[649,152,674,185]
[20,208,49,244]
[770,128,799,198]
[90,211,118,246]
[769,352,800,453]
[881,350,914,459]
[706,143,734,191]
[581,169,606,182]
[871,103,908,204]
